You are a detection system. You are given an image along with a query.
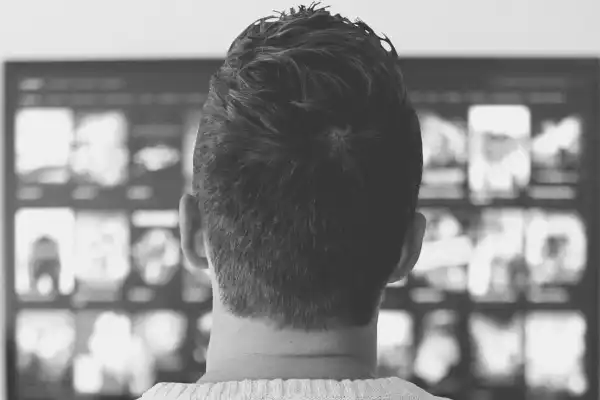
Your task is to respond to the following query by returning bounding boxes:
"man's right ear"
[179,194,209,271]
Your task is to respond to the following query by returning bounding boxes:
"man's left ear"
[387,212,426,284]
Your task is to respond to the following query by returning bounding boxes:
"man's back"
[139,379,449,400]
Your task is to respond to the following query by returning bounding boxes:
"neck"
[200,303,378,383]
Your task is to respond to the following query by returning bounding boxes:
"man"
[140,4,446,399]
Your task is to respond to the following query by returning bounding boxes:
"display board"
[3,58,599,400]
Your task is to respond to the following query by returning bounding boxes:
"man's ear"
[179,194,209,271]
[388,212,426,284]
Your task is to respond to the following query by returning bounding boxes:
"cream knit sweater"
[138,378,450,400]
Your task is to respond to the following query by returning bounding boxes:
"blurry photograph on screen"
[191,312,213,373]
[468,209,526,302]
[129,111,183,203]
[15,208,75,300]
[183,110,201,193]
[525,312,587,398]
[126,210,181,303]
[17,310,75,399]
[74,212,130,302]
[418,109,468,199]
[530,111,581,199]
[468,105,531,202]
[182,257,213,303]
[128,311,188,396]
[73,311,133,395]
[15,108,74,185]
[411,208,471,294]
[470,313,523,385]
[525,210,586,301]
[377,310,413,379]
[412,310,462,395]
[70,111,129,189]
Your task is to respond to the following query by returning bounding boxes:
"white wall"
[0,0,598,399]
[1,0,600,58]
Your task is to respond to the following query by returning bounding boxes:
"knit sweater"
[138,378,450,400]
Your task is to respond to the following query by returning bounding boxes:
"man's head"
[180,4,425,330]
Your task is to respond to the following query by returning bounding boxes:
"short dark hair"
[193,4,422,329]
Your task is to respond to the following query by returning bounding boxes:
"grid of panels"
[3,59,599,400]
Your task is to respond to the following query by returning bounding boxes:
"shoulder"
[136,382,194,399]
[388,379,453,400]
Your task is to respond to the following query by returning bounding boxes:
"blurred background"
[1,1,600,400]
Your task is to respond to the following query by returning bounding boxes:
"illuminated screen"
[470,313,524,384]
[525,311,587,398]
[377,310,414,379]
[4,59,598,400]
[413,310,462,395]
[418,108,468,199]
[468,209,526,302]
[16,310,75,399]
[412,208,471,294]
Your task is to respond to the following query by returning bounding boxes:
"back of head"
[194,4,422,330]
